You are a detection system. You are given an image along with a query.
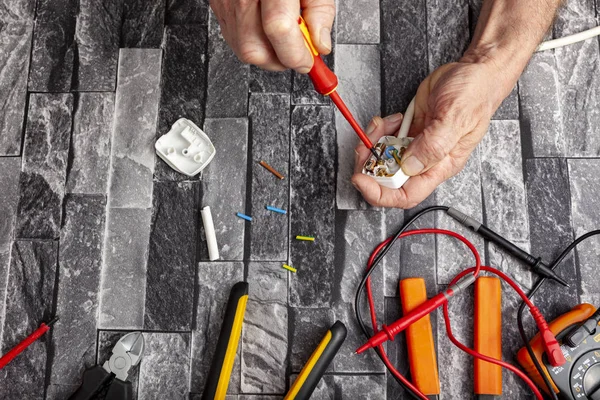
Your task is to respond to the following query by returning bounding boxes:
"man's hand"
[209,0,335,72]
[352,61,502,208]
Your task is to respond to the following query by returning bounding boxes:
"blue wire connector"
[236,212,252,221]
[266,205,287,214]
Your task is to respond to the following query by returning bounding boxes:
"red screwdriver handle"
[0,323,50,369]
[298,16,338,96]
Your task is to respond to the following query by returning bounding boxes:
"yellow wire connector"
[295,236,315,241]
[282,264,297,273]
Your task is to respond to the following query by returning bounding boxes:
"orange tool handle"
[297,16,338,95]
[474,277,502,396]
[400,278,440,395]
[517,303,596,394]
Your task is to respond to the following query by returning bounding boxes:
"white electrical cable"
[395,25,600,138]
[201,206,220,261]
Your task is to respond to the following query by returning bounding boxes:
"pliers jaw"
[103,332,145,382]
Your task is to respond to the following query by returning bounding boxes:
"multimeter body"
[518,304,600,399]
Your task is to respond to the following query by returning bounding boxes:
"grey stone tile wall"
[121,0,165,48]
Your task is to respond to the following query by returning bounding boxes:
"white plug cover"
[361,136,413,189]
[155,118,216,177]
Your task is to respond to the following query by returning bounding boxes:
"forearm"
[461,0,562,99]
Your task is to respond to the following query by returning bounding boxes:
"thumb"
[301,0,335,54]
[401,119,460,176]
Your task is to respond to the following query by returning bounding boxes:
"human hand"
[352,61,507,208]
[209,0,335,72]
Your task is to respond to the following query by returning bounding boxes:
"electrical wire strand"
[517,230,600,400]
[536,26,600,52]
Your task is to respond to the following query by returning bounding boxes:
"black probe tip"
[46,316,59,326]
[538,265,569,287]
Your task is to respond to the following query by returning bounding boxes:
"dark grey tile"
[28,0,77,92]
[144,181,198,330]
[335,44,380,210]
[97,331,140,399]
[155,25,209,181]
[108,49,162,209]
[426,0,470,72]
[137,332,191,399]
[0,241,57,400]
[121,0,165,48]
[192,262,243,394]
[492,84,519,120]
[45,384,79,400]
[525,158,578,318]
[74,0,122,91]
[0,157,20,252]
[333,211,384,373]
[166,0,208,25]
[289,308,335,373]
[0,0,35,21]
[336,0,380,44]
[241,263,288,393]
[0,251,9,342]
[0,22,32,155]
[334,375,386,399]
[248,94,290,261]
[16,93,73,240]
[66,93,114,195]
[568,159,600,305]
[289,105,335,307]
[51,195,106,385]
[200,118,248,261]
[289,374,334,400]
[381,0,427,114]
[518,52,565,157]
[98,208,152,329]
[249,66,292,94]
[383,208,404,297]
[205,11,249,118]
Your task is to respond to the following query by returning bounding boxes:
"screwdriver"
[0,316,59,369]
[297,17,381,161]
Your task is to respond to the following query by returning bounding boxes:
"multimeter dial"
[570,350,600,399]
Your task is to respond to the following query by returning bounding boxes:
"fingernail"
[366,118,379,135]
[402,156,425,176]
[384,113,403,123]
[297,65,311,74]
[320,27,332,52]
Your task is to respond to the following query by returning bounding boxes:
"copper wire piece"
[259,160,284,180]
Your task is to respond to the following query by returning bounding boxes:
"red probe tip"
[356,343,370,355]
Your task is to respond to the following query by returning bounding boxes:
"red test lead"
[0,316,59,369]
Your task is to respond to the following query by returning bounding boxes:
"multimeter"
[518,303,600,399]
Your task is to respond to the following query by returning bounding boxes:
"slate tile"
[155,25,209,181]
[568,159,600,305]
[144,181,198,330]
[334,375,386,399]
[289,308,335,373]
[0,251,9,344]
[518,52,565,157]
[426,0,470,72]
[336,0,380,44]
[138,332,191,399]
[249,66,292,94]
[51,195,105,385]
[288,375,335,400]
[0,241,57,400]
[108,49,162,209]
[492,84,519,120]
[0,157,20,253]
[121,0,165,48]
[192,262,243,394]
[205,11,249,118]
[66,93,114,195]
[16,93,73,240]
[28,0,77,92]
[335,44,380,210]
[385,297,409,400]
[200,119,248,261]
[97,331,140,399]
[525,158,578,318]
[381,0,427,114]
[289,105,336,307]
[0,0,35,21]
[383,208,404,297]
[239,397,284,400]
[98,208,152,329]
[0,22,32,156]
[488,241,533,290]
[333,211,384,373]
[45,384,79,400]
[248,94,290,261]
[74,0,122,91]
[435,149,484,284]
[166,0,208,25]
[241,262,288,393]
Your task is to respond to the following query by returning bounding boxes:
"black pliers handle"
[68,365,132,400]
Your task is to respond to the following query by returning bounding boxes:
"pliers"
[68,332,145,400]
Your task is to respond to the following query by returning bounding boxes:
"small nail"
[320,27,332,52]
[384,113,403,123]
[366,118,379,135]
[401,156,425,176]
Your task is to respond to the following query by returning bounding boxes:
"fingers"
[261,0,313,73]
[354,113,404,171]
[301,0,335,55]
